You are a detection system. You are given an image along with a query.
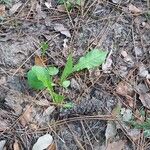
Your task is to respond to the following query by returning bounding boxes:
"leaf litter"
[0,0,150,149]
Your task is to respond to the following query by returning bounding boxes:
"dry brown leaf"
[20,106,33,126]
[54,24,71,37]
[0,5,5,17]
[13,140,20,150]
[47,143,56,150]
[139,93,150,109]
[106,140,125,150]
[116,82,134,97]
[116,82,134,107]
[129,4,142,14]
[35,55,47,66]
[9,2,22,15]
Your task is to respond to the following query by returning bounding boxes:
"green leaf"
[61,54,73,83]
[52,92,65,104]
[40,42,48,56]
[62,80,70,88]
[30,66,53,90]
[144,130,150,138]
[63,102,74,108]
[27,70,45,90]
[48,67,59,76]
[76,0,85,6]
[73,49,108,72]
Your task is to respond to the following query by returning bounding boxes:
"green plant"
[27,49,107,108]
[58,0,85,11]
[126,108,150,138]
[40,42,49,56]
[0,0,12,5]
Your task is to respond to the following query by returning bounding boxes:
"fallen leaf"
[32,134,53,150]
[121,50,128,58]
[35,55,47,66]
[112,0,121,4]
[105,121,117,142]
[45,2,52,9]
[13,139,20,150]
[43,106,55,116]
[116,82,133,97]
[106,140,125,150]
[116,82,134,107]
[127,128,140,142]
[20,106,33,126]
[129,4,142,14]
[9,2,22,15]
[47,143,56,150]
[36,3,46,19]
[121,108,132,122]
[54,24,71,38]
[138,64,149,78]
[63,38,69,50]
[139,93,150,109]
[0,4,5,17]
[102,50,112,73]
[0,140,6,150]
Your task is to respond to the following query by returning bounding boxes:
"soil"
[0,0,150,149]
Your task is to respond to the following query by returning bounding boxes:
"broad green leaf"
[73,49,108,72]
[62,80,70,88]
[31,66,53,89]
[27,70,45,90]
[48,67,59,76]
[63,102,74,108]
[61,54,73,83]
[52,92,65,104]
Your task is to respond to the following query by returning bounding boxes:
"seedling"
[125,108,150,138]
[27,49,107,108]
[58,0,85,11]
[40,42,49,56]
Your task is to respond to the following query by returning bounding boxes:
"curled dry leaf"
[128,4,142,14]
[54,24,71,38]
[9,2,22,15]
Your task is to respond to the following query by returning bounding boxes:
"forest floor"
[0,0,150,149]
